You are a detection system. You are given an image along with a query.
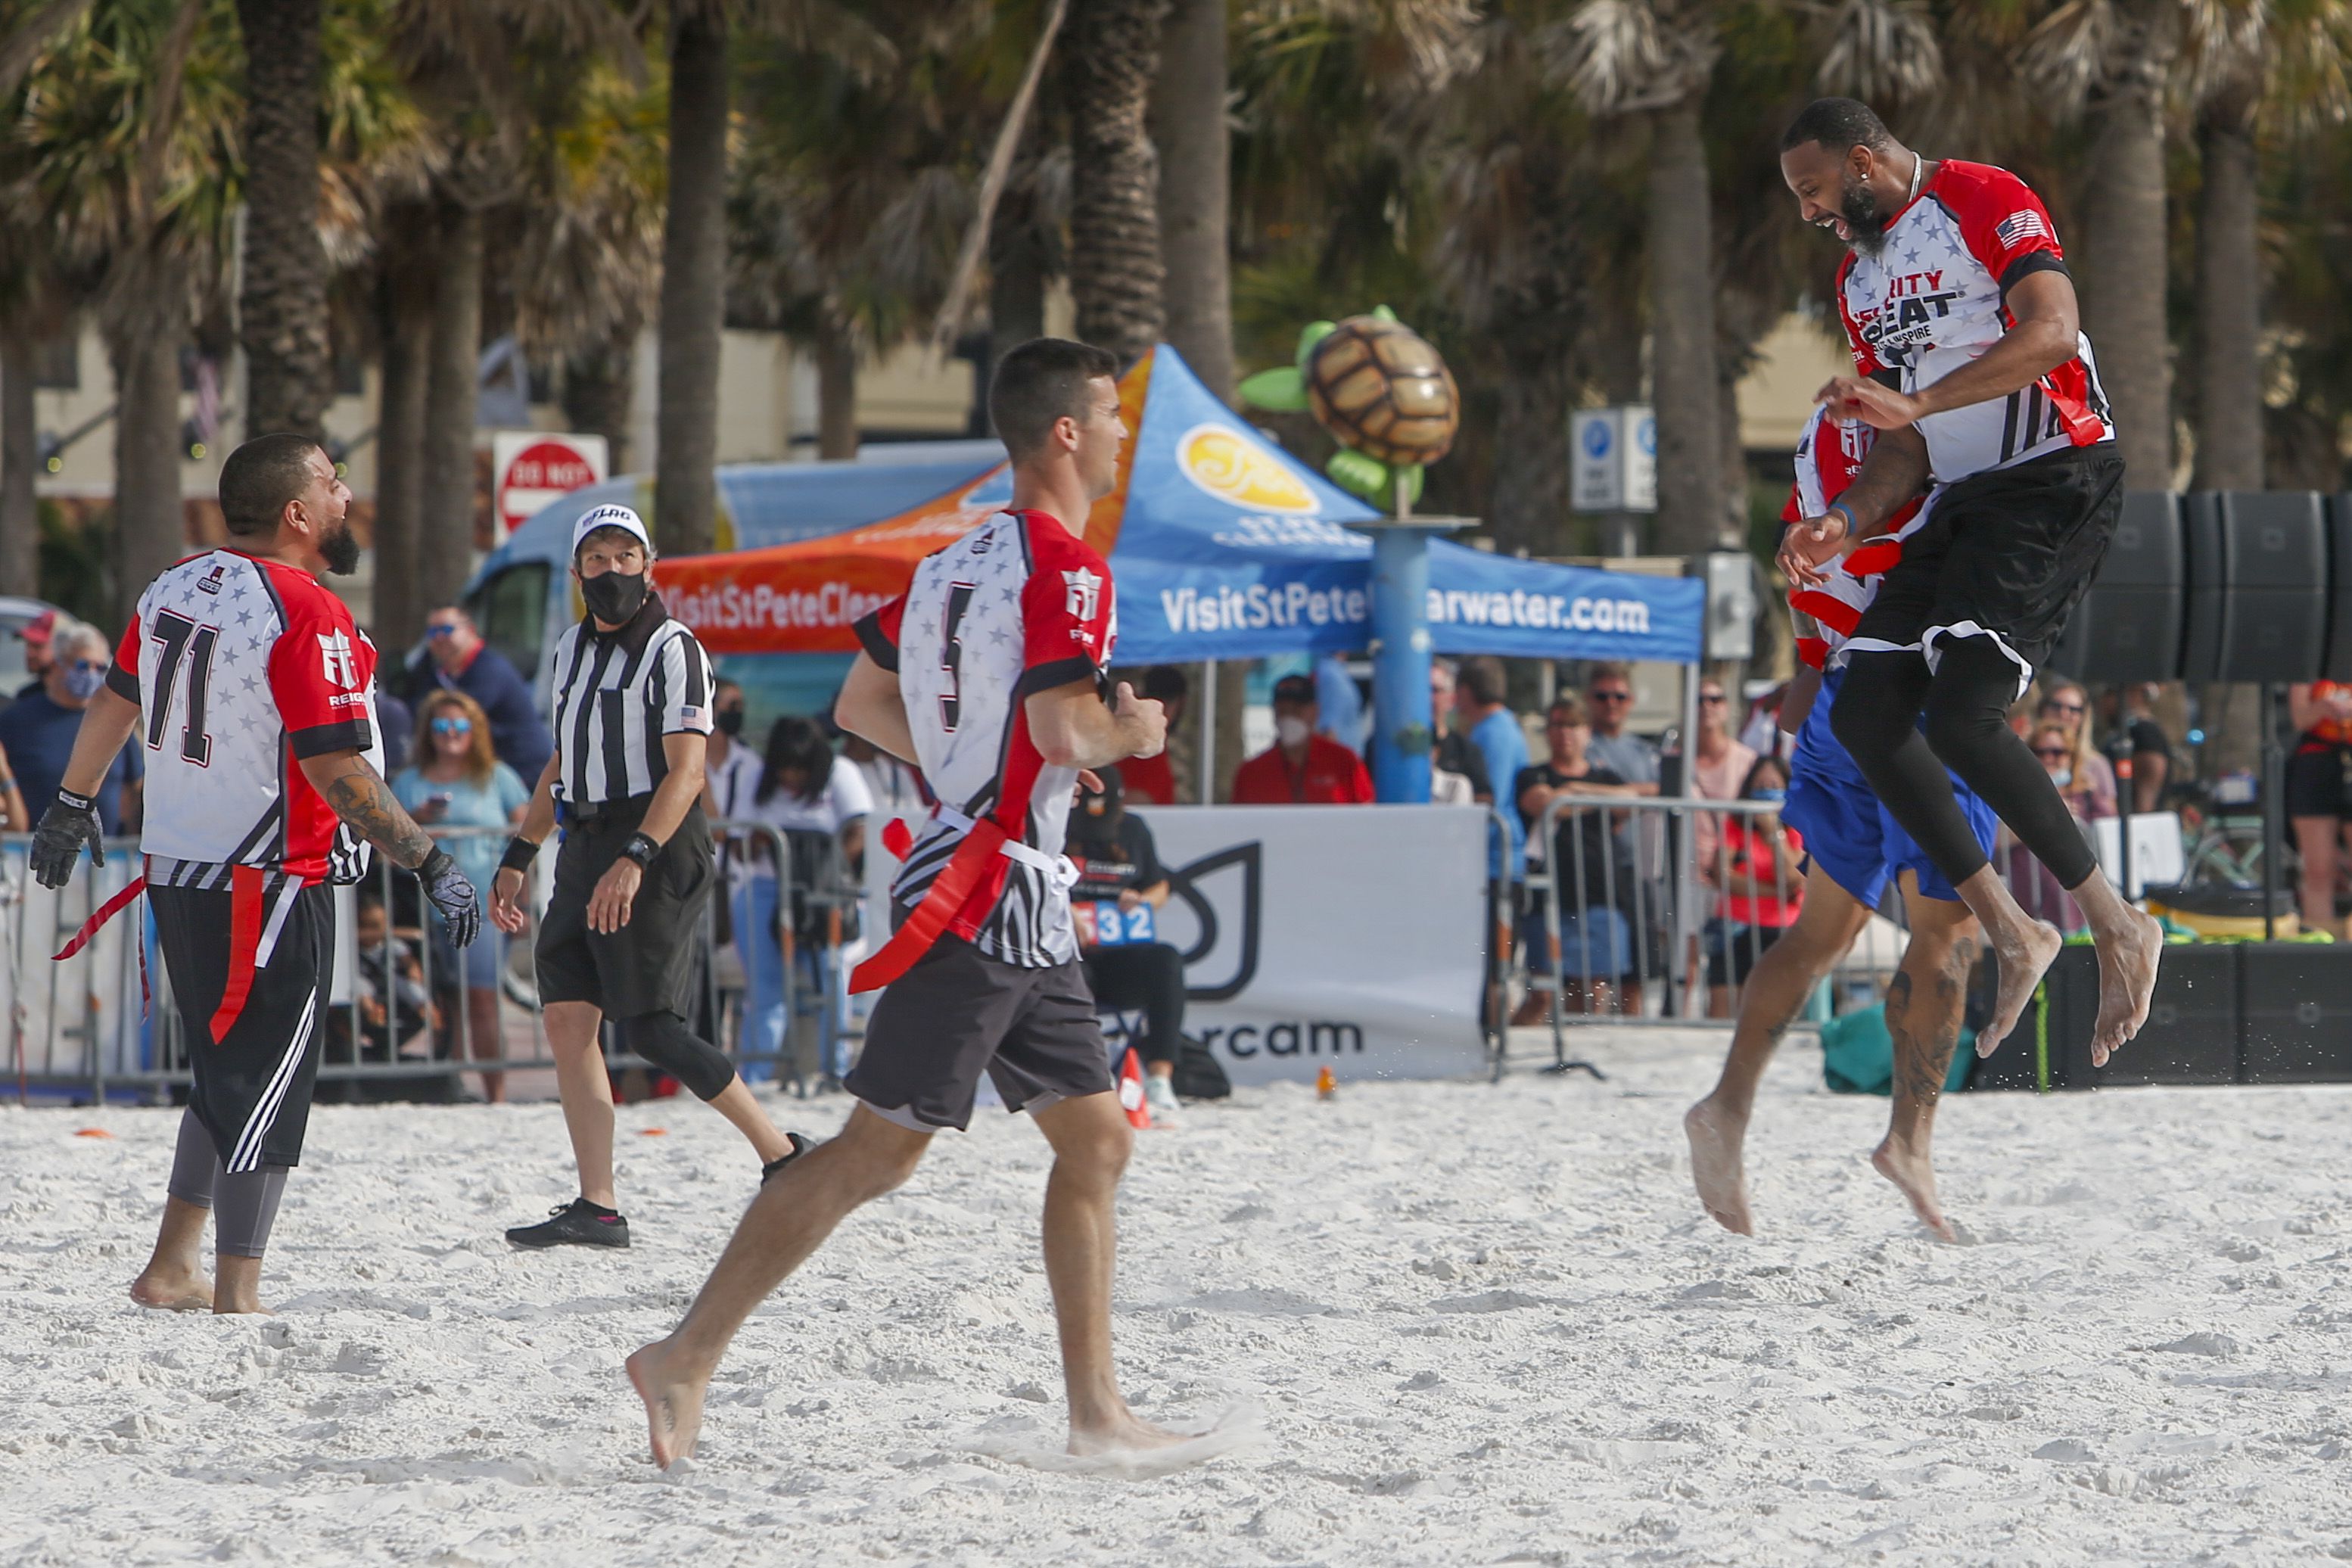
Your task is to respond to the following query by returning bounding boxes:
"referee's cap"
[572,503,653,561]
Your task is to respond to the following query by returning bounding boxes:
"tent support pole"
[1199,659,1217,804]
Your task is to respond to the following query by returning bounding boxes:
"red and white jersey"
[1784,409,1930,672]
[855,509,1116,968]
[111,549,383,888]
[1836,159,2114,483]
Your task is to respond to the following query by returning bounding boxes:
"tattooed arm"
[299,751,437,869]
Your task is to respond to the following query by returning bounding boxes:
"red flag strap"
[849,818,1010,993]
[52,876,147,963]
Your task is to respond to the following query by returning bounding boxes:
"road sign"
[493,432,608,539]
[1569,406,1656,514]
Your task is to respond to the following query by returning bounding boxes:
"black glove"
[30,787,104,889]
[418,848,481,950]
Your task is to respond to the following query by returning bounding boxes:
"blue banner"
[1422,541,1706,664]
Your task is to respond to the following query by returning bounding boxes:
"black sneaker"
[506,1199,630,1249]
[761,1131,815,1185]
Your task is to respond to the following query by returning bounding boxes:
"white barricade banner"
[1130,805,1486,1085]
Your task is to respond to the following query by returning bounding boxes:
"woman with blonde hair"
[392,689,530,1100]
[2037,679,2117,823]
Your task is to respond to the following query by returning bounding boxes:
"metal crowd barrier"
[2,817,861,1105]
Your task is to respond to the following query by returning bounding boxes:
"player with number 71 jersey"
[852,508,1118,969]
[113,548,385,888]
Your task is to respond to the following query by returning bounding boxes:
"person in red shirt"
[1231,673,1373,804]
[1117,666,1187,804]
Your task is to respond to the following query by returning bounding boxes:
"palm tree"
[1065,0,1169,363]
[2182,0,2352,490]
[1150,0,1233,403]
[656,0,728,553]
[234,0,334,440]
[2020,0,2182,487]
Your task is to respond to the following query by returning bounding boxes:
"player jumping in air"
[625,338,1186,1467]
[1775,98,2162,1069]
[1688,408,1994,1240]
[31,434,480,1314]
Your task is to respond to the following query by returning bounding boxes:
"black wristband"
[418,847,454,881]
[500,835,542,873]
[54,786,95,813]
[620,832,661,868]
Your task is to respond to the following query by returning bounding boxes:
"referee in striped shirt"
[490,505,808,1249]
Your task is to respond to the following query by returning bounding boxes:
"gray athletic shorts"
[846,931,1112,1132]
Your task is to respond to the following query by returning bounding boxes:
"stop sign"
[493,432,609,538]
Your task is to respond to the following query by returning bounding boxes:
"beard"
[1841,170,1890,257]
[319,518,362,576]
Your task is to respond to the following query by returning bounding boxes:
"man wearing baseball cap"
[1230,671,1375,805]
[487,505,810,1249]
[16,608,58,699]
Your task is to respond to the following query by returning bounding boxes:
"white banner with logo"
[1127,805,1486,1085]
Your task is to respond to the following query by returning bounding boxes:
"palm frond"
[1812,0,1943,104]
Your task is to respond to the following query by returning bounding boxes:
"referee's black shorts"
[537,798,714,1018]
[151,874,335,1171]
[1848,444,2125,683]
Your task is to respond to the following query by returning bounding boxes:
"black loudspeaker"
[1971,944,2240,1089]
[2181,491,2330,683]
[2046,491,2185,680]
[2326,493,2352,680]
[2238,942,2352,1082]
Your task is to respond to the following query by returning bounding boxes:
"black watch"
[620,832,661,868]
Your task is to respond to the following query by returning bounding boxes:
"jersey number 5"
[938,581,976,733]
[148,609,219,766]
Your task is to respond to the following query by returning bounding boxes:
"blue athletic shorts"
[1781,667,1998,909]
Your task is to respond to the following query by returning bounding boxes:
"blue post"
[1369,524,1439,803]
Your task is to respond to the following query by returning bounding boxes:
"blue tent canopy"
[1106,345,1704,666]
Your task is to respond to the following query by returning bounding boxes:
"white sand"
[5,1030,2351,1566]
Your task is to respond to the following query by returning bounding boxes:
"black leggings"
[1831,641,2098,890]
[166,1109,289,1258]
[621,1010,738,1101]
[1083,943,1187,1066]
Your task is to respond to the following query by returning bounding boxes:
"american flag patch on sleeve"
[1995,210,2049,247]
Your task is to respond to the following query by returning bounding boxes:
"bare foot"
[627,1339,708,1469]
[1684,1098,1754,1237]
[1067,1409,1195,1459]
[212,1299,275,1317]
[1871,1137,1955,1242]
[129,1268,213,1312]
[1974,918,2062,1057]
[2091,907,2164,1066]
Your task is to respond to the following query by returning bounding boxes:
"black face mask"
[714,708,745,737]
[580,568,649,626]
[320,520,361,577]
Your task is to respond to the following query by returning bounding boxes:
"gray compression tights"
[166,1109,289,1258]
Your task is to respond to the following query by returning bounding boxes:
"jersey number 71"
[148,609,219,767]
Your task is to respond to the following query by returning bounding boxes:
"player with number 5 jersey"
[28,434,481,1317]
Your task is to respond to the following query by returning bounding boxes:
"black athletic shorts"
[151,876,334,1171]
[846,929,1112,1132]
[1849,444,2126,684]
[2288,743,2352,820]
[537,799,714,1018]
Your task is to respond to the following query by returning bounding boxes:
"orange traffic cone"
[1118,1047,1152,1129]
[1315,1064,1337,1100]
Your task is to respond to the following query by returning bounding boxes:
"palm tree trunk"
[107,295,188,613]
[815,313,858,460]
[1065,0,1168,365]
[234,0,331,440]
[373,205,434,653]
[988,194,1047,391]
[1493,343,1574,559]
[656,4,728,556]
[0,316,37,593]
[2074,57,2175,487]
[2193,104,2262,490]
[1646,95,1723,556]
[419,200,483,629]
[562,324,636,474]
[1149,0,1231,403]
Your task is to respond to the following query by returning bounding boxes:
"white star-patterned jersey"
[855,509,1117,967]
[109,549,383,888]
[1836,158,2115,484]
[1781,407,1930,673]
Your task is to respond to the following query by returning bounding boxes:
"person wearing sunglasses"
[1582,662,1661,795]
[404,605,552,789]
[390,691,534,1101]
[0,618,142,832]
[2034,680,2114,823]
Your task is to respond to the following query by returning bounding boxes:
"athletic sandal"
[506,1198,630,1249]
[1144,1075,1181,1122]
[761,1132,816,1185]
